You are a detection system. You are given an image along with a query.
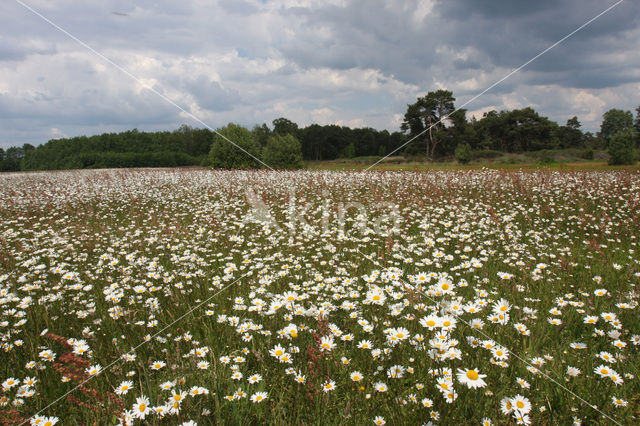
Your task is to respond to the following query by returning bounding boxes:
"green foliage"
[272,117,299,136]
[208,123,262,169]
[608,130,636,165]
[401,90,456,160]
[600,109,633,144]
[583,148,594,160]
[0,146,24,171]
[471,149,503,160]
[537,150,555,164]
[342,143,356,159]
[15,126,211,171]
[454,142,472,164]
[262,134,304,169]
[472,108,561,153]
[252,123,271,148]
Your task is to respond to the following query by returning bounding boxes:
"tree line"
[1,90,639,171]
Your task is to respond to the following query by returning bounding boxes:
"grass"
[0,168,639,425]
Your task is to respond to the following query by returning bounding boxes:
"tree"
[454,143,472,164]
[599,109,633,144]
[401,90,455,160]
[556,116,583,148]
[252,124,271,148]
[272,117,299,137]
[635,106,640,147]
[262,134,304,169]
[608,130,636,165]
[0,148,5,162]
[207,123,262,169]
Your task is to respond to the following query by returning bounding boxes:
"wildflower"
[322,379,336,392]
[132,396,151,419]
[357,340,373,350]
[374,382,388,392]
[350,371,363,382]
[269,345,286,358]
[511,395,532,414]
[566,366,581,377]
[2,378,19,391]
[86,364,102,376]
[319,335,336,352]
[373,416,386,425]
[421,397,433,407]
[250,392,268,403]
[500,397,514,415]
[456,368,487,389]
[594,364,612,378]
[115,381,133,395]
[160,380,176,391]
[611,396,628,407]
[150,360,166,370]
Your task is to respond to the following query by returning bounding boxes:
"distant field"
[0,168,639,425]
[307,154,640,172]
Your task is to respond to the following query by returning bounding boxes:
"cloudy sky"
[1,0,639,148]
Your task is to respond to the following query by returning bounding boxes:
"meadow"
[0,168,639,425]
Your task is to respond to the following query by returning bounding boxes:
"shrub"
[583,148,594,160]
[262,134,304,169]
[454,143,472,164]
[608,130,636,165]
[208,124,262,169]
[537,150,555,164]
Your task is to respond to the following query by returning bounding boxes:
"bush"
[583,148,594,160]
[454,143,472,164]
[608,130,636,165]
[262,134,304,169]
[208,124,262,169]
[537,150,555,164]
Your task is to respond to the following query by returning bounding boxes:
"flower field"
[0,168,639,425]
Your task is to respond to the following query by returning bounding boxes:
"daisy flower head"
[373,416,386,425]
[350,371,363,382]
[150,360,166,370]
[456,368,487,389]
[322,379,336,392]
[132,396,151,419]
[611,396,628,407]
[319,335,336,352]
[85,364,102,376]
[115,380,133,395]
[510,394,531,414]
[250,392,268,403]
[374,382,388,392]
[594,364,612,378]
[248,374,262,384]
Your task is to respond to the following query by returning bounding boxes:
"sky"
[1,0,639,149]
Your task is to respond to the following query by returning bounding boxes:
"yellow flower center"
[466,370,479,380]
[139,404,146,411]
[516,401,525,409]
